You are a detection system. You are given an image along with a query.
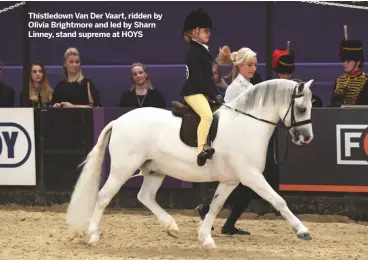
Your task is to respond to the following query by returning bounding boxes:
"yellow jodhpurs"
[184,94,213,155]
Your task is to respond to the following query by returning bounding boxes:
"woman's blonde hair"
[129,62,153,92]
[29,62,53,103]
[63,47,84,83]
[216,46,257,80]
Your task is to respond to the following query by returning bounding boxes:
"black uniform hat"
[272,41,295,74]
[339,40,364,62]
[339,25,364,62]
[183,8,217,33]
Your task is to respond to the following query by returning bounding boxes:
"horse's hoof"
[88,236,100,246]
[203,239,217,249]
[166,220,179,238]
[297,232,312,240]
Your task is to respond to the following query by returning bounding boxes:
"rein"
[222,83,312,165]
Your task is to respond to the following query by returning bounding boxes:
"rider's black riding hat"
[183,8,218,33]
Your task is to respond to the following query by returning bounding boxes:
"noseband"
[223,82,312,164]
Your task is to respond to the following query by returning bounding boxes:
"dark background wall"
[0,1,367,106]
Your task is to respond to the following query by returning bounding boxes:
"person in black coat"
[0,61,15,107]
[181,8,223,167]
[0,82,14,107]
[119,63,166,108]
[330,36,368,107]
[52,47,101,108]
[20,62,53,108]
[272,42,323,107]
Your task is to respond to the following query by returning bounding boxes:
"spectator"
[52,47,101,108]
[272,43,323,107]
[20,62,53,108]
[119,62,166,108]
[330,37,367,107]
[0,60,15,107]
[212,63,228,97]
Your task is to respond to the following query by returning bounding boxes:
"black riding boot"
[222,204,251,235]
[197,146,215,166]
[221,184,254,235]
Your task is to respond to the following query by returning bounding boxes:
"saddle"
[171,100,220,147]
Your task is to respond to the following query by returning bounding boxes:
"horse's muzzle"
[290,129,313,146]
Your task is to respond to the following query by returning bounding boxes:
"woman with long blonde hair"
[52,47,101,108]
[21,62,53,107]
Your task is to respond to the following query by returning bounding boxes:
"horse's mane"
[228,79,310,112]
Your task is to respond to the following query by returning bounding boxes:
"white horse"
[66,78,314,249]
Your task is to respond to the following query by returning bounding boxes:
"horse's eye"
[298,107,306,113]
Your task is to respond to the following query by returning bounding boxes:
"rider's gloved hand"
[214,95,224,105]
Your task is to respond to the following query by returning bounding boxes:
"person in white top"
[215,46,258,103]
[195,45,263,236]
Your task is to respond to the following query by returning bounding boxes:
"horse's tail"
[66,120,114,231]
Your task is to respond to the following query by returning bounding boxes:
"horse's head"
[280,79,314,146]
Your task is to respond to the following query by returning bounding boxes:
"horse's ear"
[298,82,305,93]
[304,79,314,89]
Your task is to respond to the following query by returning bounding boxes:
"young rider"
[181,8,223,166]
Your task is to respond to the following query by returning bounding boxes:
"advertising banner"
[278,108,368,192]
[0,108,36,186]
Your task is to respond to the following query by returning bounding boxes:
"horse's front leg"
[239,168,312,240]
[198,182,238,249]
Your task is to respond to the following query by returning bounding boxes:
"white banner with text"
[0,108,36,185]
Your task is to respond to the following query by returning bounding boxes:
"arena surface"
[1,204,367,260]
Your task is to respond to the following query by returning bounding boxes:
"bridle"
[223,82,312,164]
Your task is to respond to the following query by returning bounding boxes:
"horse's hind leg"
[239,170,312,240]
[199,182,238,249]
[137,173,179,238]
[88,156,144,246]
